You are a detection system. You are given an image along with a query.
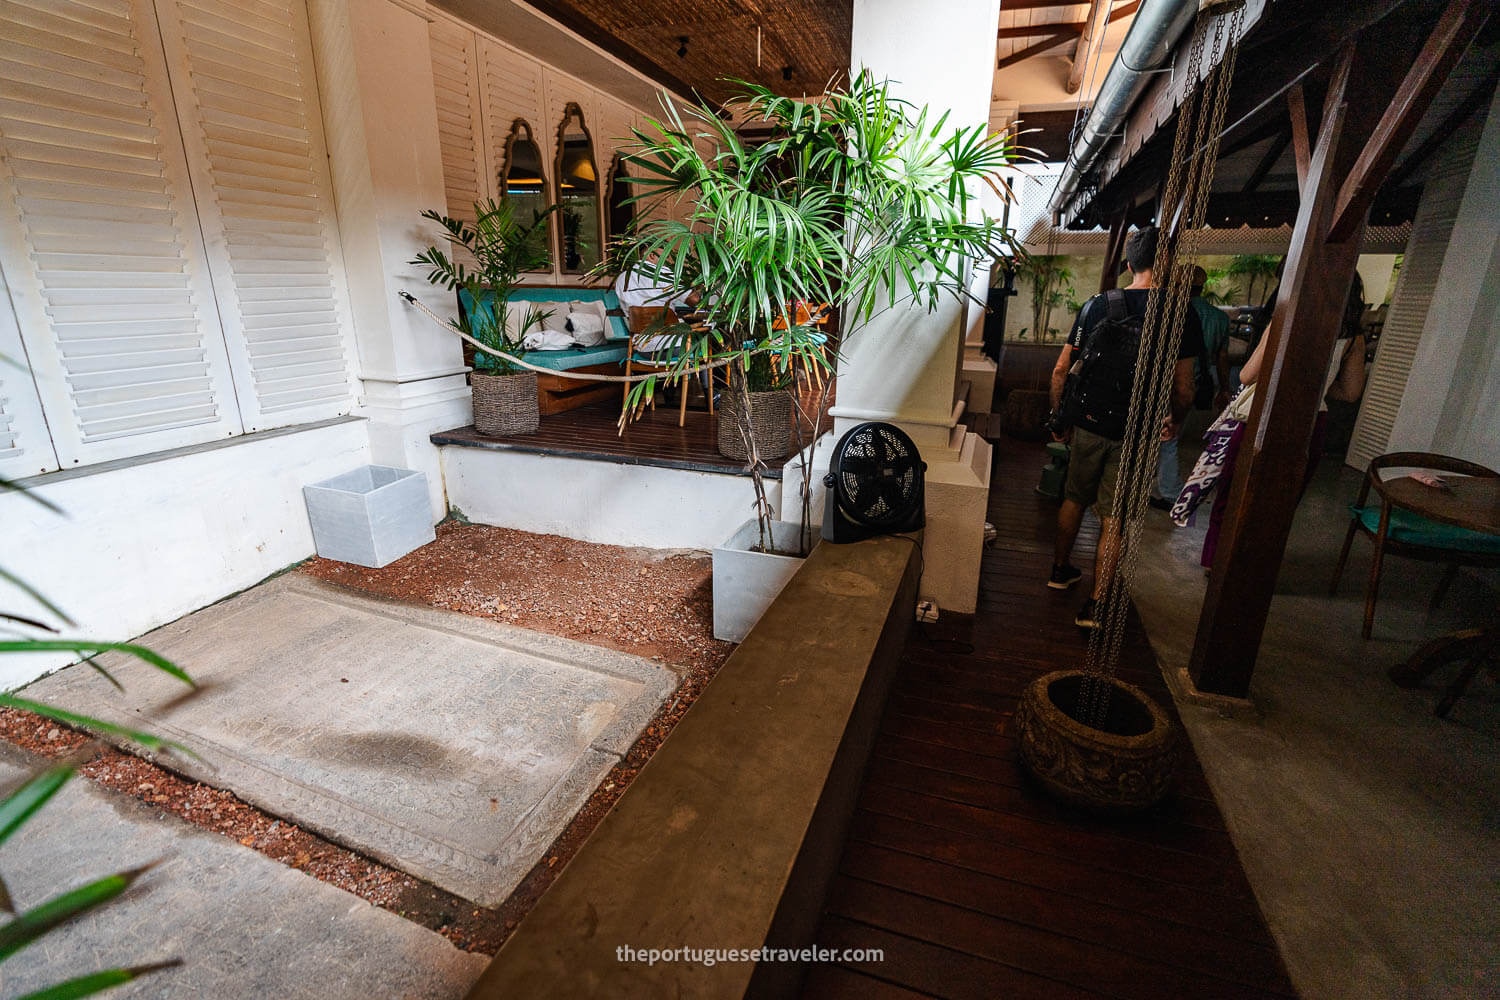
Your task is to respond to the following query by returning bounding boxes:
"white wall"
[441,448,781,551]
[1,419,371,690]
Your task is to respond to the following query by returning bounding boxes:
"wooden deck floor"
[432,388,828,480]
[801,438,1297,999]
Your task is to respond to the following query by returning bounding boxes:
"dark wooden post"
[1189,2,1491,697]
[1099,209,1129,294]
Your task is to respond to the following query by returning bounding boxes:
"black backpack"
[1052,289,1144,440]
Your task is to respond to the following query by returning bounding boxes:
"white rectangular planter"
[303,465,435,568]
[712,518,811,643]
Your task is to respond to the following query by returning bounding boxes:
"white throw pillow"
[566,311,606,347]
[521,330,575,351]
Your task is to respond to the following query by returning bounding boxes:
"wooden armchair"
[1330,452,1500,638]
[621,306,712,429]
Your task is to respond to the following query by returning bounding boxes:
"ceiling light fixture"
[677,36,689,58]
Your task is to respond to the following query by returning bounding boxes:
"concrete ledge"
[465,535,920,999]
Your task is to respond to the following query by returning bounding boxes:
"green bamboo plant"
[2,460,195,997]
[600,70,1022,552]
[411,199,558,375]
[1015,253,1074,342]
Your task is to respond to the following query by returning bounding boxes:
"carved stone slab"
[26,574,676,905]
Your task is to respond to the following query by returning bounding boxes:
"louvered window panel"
[0,0,241,465]
[430,16,487,226]
[0,260,59,476]
[477,37,547,177]
[155,0,354,431]
[1348,119,1483,470]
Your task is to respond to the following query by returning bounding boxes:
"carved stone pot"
[1015,670,1178,812]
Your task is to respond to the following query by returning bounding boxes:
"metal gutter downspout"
[1047,0,1200,223]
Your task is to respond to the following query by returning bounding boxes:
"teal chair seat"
[1350,504,1500,554]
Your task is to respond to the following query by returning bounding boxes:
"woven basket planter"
[472,371,539,437]
[719,388,794,462]
[1016,670,1179,812]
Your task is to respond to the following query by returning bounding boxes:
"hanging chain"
[1080,5,1244,726]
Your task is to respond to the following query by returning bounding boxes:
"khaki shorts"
[1064,425,1122,515]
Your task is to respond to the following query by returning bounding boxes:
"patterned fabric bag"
[1171,385,1254,526]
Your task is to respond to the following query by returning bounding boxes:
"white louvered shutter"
[0,0,243,465]
[1348,118,1484,469]
[476,39,552,275]
[0,261,59,477]
[476,38,547,188]
[430,16,487,227]
[154,0,355,432]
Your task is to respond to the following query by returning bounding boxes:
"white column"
[831,0,1001,612]
[308,0,472,520]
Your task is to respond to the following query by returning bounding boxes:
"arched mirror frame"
[499,118,552,274]
[553,102,604,276]
[604,151,635,245]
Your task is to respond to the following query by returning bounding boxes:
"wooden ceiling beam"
[1000,0,1090,10]
[1066,0,1112,94]
[1328,0,1494,241]
[999,22,1084,39]
[1242,130,1292,194]
[997,30,1078,70]
[1384,63,1500,191]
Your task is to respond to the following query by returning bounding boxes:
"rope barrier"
[397,290,796,385]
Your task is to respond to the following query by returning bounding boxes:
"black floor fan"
[822,422,926,542]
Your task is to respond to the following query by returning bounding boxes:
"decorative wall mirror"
[606,152,634,243]
[554,103,602,274]
[499,119,551,270]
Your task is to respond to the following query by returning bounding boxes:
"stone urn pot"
[1015,670,1178,811]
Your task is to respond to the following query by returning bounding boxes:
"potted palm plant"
[412,199,555,436]
[602,72,1019,640]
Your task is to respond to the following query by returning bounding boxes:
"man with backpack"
[1150,264,1231,509]
[1045,226,1203,628]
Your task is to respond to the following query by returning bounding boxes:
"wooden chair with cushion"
[1330,452,1500,638]
[621,306,711,429]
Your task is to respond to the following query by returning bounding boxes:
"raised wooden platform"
[800,439,1298,999]
[433,392,827,480]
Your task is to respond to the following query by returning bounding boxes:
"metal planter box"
[712,517,809,642]
[303,465,435,568]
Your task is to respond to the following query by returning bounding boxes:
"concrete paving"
[1131,461,1500,999]
[0,746,488,999]
[25,575,675,906]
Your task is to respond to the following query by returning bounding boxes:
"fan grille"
[834,423,922,528]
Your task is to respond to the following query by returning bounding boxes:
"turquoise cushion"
[508,286,628,341]
[1351,504,1500,553]
[522,343,628,372]
[457,287,628,341]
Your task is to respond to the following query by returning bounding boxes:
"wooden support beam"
[1384,64,1500,191]
[1242,130,1292,193]
[1188,46,1365,697]
[1066,0,1113,95]
[997,30,1078,70]
[1328,0,1494,241]
[1099,210,1130,294]
[1187,11,1442,696]
[1287,85,1312,192]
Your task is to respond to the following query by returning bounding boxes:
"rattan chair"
[1330,452,1500,638]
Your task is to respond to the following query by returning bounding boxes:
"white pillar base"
[785,427,991,613]
[359,373,473,521]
